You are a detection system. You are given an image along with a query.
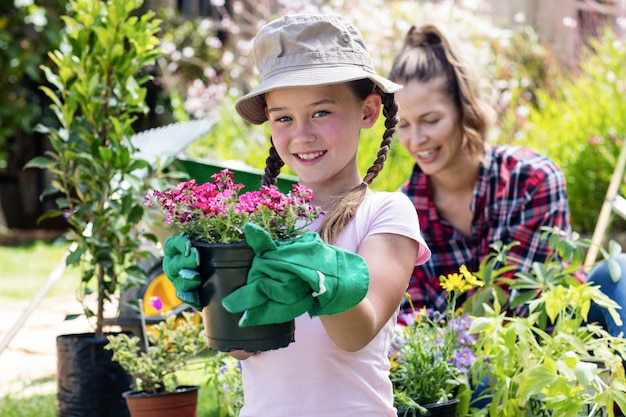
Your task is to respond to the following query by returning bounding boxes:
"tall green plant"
[26,0,162,337]
[467,228,626,416]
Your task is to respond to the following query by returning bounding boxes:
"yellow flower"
[459,265,484,288]
[389,352,400,371]
[439,265,484,295]
[439,272,471,293]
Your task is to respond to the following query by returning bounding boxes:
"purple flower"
[450,346,476,373]
[149,296,163,312]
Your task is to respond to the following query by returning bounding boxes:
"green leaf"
[125,76,141,103]
[519,362,558,399]
[40,66,64,93]
[59,65,75,86]
[509,290,539,309]
[93,26,111,51]
[36,209,64,223]
[39,186,61,199]
[99,146,113,163]
[608,240,623,256]
[608,258,622,283]
[66,245,86,266]
[573,360,598,387]
[117,146,131,168]
[128,204,144,224]
[24,156,53,169]
[39,84,63,109]
[88,73,100,97]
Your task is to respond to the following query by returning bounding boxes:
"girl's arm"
[319,232,420,351]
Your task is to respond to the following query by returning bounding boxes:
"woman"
[388,22,625,335]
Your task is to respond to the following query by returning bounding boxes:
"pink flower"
[588,135,602,146]
[145,169,322,243]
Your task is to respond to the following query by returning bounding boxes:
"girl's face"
[265,83,380,195]
[395,78,466,176]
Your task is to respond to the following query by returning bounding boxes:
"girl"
[165,14,430,416]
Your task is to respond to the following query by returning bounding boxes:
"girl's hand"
[229,350,258,360]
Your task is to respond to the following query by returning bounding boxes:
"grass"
[0,393,57,417]
[0,380,230,417]
[0,354,233,417]
[0,239,81,302]
[0,238,239,417]
[0,238,80,417]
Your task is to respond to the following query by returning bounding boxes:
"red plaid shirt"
[400,144,571,313]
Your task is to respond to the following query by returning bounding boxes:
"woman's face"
[395,78,466,176]
[265,83,380,194]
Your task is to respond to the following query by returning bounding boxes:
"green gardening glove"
[162,234,203,311]
[221,222,370,327]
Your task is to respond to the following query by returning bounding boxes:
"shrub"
[515,27,626,233]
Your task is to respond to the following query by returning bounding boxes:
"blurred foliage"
[157,0,563,193]
[3,0,626,234]
[515,28,626,233]
[0,0,68,171]
[485,25,564,143]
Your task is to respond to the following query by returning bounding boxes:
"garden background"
[1,0,626,416]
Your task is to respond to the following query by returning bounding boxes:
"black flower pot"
[57,332,132,417]
[397,398,459,417]
[195,241,295,352]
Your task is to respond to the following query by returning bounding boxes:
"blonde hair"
[388,23,495,154]
[261,79,398,244]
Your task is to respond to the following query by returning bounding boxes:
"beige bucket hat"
[235,14,402,125]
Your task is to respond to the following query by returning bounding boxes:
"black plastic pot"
[57,332,132,417]
[195,241,295,352]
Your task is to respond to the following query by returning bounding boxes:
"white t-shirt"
[238,190,430,417]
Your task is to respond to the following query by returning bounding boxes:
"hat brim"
[235,66,402,125]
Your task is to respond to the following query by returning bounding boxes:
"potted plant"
[105,297,207,417]
[145,168,322,352]
[466,227,626,416]
[390,267,483,417]
[145,168,321,244]
[24,0,162,415]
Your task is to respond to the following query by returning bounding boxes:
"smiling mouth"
[297,151,325,160]
[416,149,438,158]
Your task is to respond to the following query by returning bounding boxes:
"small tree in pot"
[26,0,162,336]
[25,0,163,415]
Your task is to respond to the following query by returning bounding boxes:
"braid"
[363,89,397,185]
[262,138,284,187]
[318,87,398,244]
